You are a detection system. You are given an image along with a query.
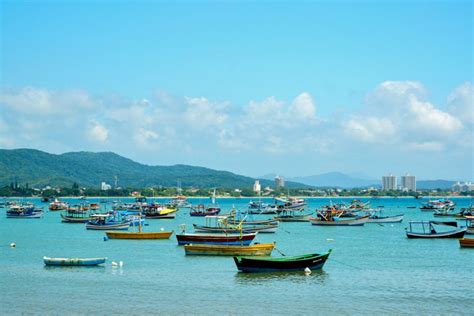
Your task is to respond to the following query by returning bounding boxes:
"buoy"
[119,261,123,267]
[10,242,16,248]
[160,227,164,231]
[112,261,118,266]
[304,267,312,275]
[326,238,334,242]
[103,236,108,241]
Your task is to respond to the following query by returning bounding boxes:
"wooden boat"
[193,223,278,233]
[459,238,474,248]
[105,215,173,239]
[85,214,130,230]
[142,206,177,219]
[310,214,369,226]
[234,249,332,273]
[61,207,92,223]
[274,212,312,222]
[184,243,275,256]
[405,221,467,238]
[367,210,404,223]
[6,205,43,218]
[49,199,68,211]
[176,232,257,245]
[190,204,221,216]
[43,256,107,266]
[106,230,173,239]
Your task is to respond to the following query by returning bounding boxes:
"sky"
[0,0,473,180]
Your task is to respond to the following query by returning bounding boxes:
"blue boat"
[86,213,130,230]
[6,205,43,219]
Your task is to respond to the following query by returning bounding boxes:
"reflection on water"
[234,269,328,285]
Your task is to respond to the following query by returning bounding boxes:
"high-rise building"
[275,175,285,188]
[101,182,112,191]
[401,173,416,191]
[382,174,397,191]
[253,180,261,193]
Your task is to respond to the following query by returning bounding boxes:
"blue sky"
[0,0,473,180]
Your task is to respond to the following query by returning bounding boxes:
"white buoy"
[160,227,164,231]
[112,261,118,266]
[304,267,312,275]
[10,242,16,248]
[119,261,123,267]
[326,238,334,242]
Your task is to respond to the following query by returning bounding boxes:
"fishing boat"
[49,199,68,211]
[85,214,130,230]
[61,205,93,223]
[142,205,177,219]
[105,213,173,239]
[349,199,370,210]
[225,209,279,225]
[274,211,313,222]
[233,249,332,273]
[176,232,257,245]
[189,204,221,216]
[367,210,404,223]
[43,256,107,266]
[310,209,369,226]
[184,243,275,256]
[405,221,467,238]
[459,238,474,248]
[193,216,278,233]
[433,209,460,217]
[6,205,43,218]
[420,199,455,211]
[275,196,307,212]
[457,218,474,235]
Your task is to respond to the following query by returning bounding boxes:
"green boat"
[234,249,332,273]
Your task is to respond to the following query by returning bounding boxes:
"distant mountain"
[416,180,456,190]
[289,172,378,188]
[0,149,309,189]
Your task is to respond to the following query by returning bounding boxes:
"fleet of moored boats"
[2,196,473,270]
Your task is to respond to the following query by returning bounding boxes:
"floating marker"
[326,238,334,242]
[119,261,123,267]
[10,242,16,248]
[112,261,118,266]
[304,267,312,275]
[160,227,164,231]
[103,236,108,241]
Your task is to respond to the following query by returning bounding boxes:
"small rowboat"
[234,250,332,273]
[43,256,107,266]
[106,231,173,239]
[176,232,257,245]
[274,212,312,222]
[459,238,474,248]
[406,221,467,238]
[309,215,369,226]
[184,243,275,256]
[193,223,278,233]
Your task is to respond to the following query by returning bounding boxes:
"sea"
[1,197,473,315]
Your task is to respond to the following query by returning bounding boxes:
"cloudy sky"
[0,1,472,180]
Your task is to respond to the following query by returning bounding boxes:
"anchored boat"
[405,221,467,238]
[234,249,332,273]
[184,243,275,256]
[43,256,107,266]
[176,232,257,245]
[459,238,474,248]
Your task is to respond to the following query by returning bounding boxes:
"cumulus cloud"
[448,82,474,125]
[87,121,108,143]
[0,87,97,115]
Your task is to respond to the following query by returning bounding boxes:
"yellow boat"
[459,238,474,248]
[184,243,275,256]
[105,230,173,239]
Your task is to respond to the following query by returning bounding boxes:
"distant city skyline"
[0,1,472,180]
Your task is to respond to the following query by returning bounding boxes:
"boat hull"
[176,232,257,245]
[7,213,43,219]
[184,243,274,256]
[367,215,404,223]
[310,216,369,226]
[274,214,312,222]
[105,231,173,239]
[61,213,91,223]
[406,228,467,238]
[234,251,331,273]
[193,224,278,234]
[43,257,107,266]
[459,238,474,248]
[86,223,130,230]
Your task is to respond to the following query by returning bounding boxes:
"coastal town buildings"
[401,173,416,191]
[382,174,397,191]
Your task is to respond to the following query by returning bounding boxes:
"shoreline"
[3,195,472,199]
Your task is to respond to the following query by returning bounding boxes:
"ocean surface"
[1,197,473,315]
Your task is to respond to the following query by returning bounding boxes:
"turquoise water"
[1,197,473,314]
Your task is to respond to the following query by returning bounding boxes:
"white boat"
[367,214,404,223]
[405,221,467,238]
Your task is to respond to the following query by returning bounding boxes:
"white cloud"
[134,128,159,147]
[448,82,474,125]
[184,97,229,128]
[87,121,108,143]
[0,87,97,115]
[289,92,316,121]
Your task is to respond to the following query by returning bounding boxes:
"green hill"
[0,148,308,189]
